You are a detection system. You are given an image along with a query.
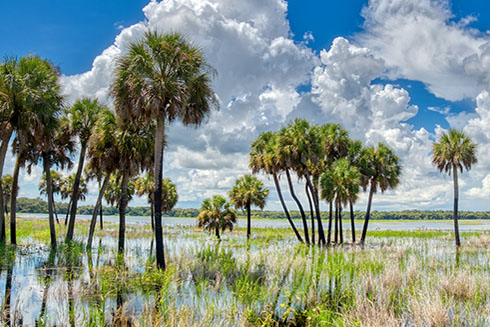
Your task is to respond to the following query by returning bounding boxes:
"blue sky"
[1,0,487,132]
[2,0,490,210]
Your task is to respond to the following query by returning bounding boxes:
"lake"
[17,213,490,231]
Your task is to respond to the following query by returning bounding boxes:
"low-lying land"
[0,218,489,326]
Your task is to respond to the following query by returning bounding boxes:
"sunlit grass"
[1,217,489,326]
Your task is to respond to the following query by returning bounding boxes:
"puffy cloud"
[466,174,490,198]
[26,0,490,212]
[358,0,488,101]
[60,0,316,208]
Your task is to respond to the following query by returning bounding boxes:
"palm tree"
[250,132,303,243]
[197,195,237,240]
[135,173,155,228]
[113,118,154,254]
[315,123,351,245]
[135,174,178,230]
[432,129,477,247]
[40,170,68,225]
[61,174,88,225]
[112,31,217,269]
[0,56,61,244]
[359,143,401,244]
[229,174,269,239]
[160,178,178,214]
[85,109,120,249]
[278,119,312,244]
[65,98,104,242]
[345,140,365,242]
[36,121,74,247]
[320,159,360,244]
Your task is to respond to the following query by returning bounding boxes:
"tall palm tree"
[320,159,360,244]
[197,195,237,240]
[432,129,477,247]
[229,174,269,239]
[65,98,104,242]
[278,119,312,244]
[0,56,61,244]
[359,143,401,244]
[85,109,120,249]
[315,123,351,245]
[112,31,217,270]
[250,132,303,243]
[35,121,74,247]
[346,140,364,242]
[114,118,154,254]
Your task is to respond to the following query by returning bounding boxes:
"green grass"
[1,217,489,326]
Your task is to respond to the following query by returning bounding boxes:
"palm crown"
[432,129,477,174]
[197,195,237,240]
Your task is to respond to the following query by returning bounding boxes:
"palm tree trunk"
[305,183,315,244]
[87,174,110,250]
[53,201,60,225]
[150,200,154,231]
[246,201,251,239]
[453,166,461,247]
[334,200,338,244]
[215,225,221,240]
[99,205,103,230]
[327,200,333,245]
[66,145,87,242]
[349,199,355,243]
[10,155,21,245]
[154,113,166,270]
[118,171,129,254]
[360,179,375,244]
[99,180,104,230]
[273,172,303,243]
[43,155,56,248]
[65,198,72,225]
[339,200,343,244]
[285,169,309,244]
[0,128,13,243]
[306,175,325,245]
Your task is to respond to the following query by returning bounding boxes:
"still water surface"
[17,213,490,231]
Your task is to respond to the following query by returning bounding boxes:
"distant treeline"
[13,197,490,220]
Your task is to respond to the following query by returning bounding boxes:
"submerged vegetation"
[0,219,489,326]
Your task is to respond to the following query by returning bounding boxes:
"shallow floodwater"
[17,213,490,231]
[0,224,489,326]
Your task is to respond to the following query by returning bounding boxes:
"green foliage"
[11,197,490,220]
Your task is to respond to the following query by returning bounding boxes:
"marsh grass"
[0,218,489,326]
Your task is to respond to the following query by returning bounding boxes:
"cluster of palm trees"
[0,28,479,274]
[197,174,269,240]
[0,30,217,269]
[249,119,401,246]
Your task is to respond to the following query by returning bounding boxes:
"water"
[17,213,490,231]
[1,224,489,326]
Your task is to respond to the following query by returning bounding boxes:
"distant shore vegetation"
[13,197,490,220]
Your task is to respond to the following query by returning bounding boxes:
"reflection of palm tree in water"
[67,266,75,327]
[37,248,56,326]
[2,251,15,326]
